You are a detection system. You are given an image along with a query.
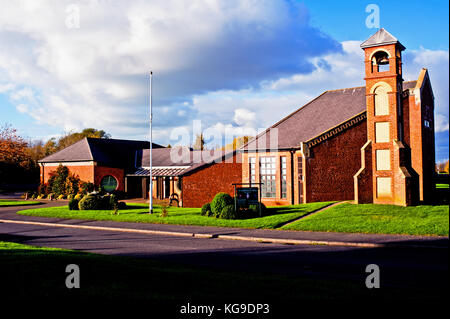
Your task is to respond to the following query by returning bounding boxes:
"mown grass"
[0,199,41,207]
[17,202,334,229]
[281,203,449,236]
[0,241,430,302]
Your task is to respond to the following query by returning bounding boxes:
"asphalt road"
[0,202,448,293]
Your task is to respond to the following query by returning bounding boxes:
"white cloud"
[233,108,256,126]
[435,114,449,133]
[0,0,340,141]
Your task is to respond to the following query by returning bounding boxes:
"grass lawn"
[0,240,431,302]
[0,199,41,207]
[281,203,449,236]
[17,201,334,229]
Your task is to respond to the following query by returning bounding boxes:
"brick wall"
[41,164,94,184]
[306,120,368,202]
[40,163,125,192]
[181,154,242,207]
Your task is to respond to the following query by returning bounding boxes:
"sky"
[0,0,448,162]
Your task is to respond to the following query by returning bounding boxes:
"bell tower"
[360,28,415,206]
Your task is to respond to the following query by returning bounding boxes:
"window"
[297,155,304,203]
[375,122,390,143]
[376,177,391,198]
[376,150,391,171]
[249,157,256,183]
[281,157,287,198]
[100,175,118,192]
[260,157,276,198]
[374,86,389,116]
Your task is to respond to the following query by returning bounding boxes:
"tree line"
[0,124,110,188]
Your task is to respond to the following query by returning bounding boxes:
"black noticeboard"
[236,187,259,206]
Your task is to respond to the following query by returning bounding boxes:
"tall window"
[260,157,276,198]
[374,86,389,116]
[281,157,287,198]
[298,156,303,203]
[249,157,256,183]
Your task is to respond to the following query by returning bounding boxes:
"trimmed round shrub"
[78,194,102,210]
[201,203,211,216]
[68,198,79,210]
[67,194,74,201]
[211,192,233,217]
[74,194,83,201]
[118,201,127,209]
[57,194,66,200]
[220,204,238,219]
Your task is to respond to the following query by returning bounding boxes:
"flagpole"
[149,71,153,214]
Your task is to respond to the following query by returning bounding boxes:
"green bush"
[68,198,79,210]
[52,165,69,196]
[78,194,102,210]
[201,203,211,216]
[118,202,127,209]
[220,204,238,219]
[57,194,66,200]
[74,194,83,201]
[77,193,120,210]
[67,194,74,201]
[211,192,233,217]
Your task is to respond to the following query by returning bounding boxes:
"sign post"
[233,183,263,217]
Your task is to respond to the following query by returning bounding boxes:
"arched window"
[374,86,389,116]
[101,175,118,192]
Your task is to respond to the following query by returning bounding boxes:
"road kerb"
[0,218,446,249]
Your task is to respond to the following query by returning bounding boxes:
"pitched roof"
[39,137,164,168]
[360,28,405,50]
[241,81,417,151]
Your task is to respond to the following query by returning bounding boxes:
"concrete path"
[0,201,447,249]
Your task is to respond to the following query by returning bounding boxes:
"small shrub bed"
[211,193,233,217]
[220,204,238,219]
[201,203,212,216]
[68,198,79,210]
[73,193,120,210]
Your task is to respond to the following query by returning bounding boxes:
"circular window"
[101,175,118,192]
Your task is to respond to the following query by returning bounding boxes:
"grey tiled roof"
[360,28,405,50]
[241,81,416,151]
[39,137,163,169]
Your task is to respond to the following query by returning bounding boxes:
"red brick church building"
[240,29,435,207]
[39,29,435,207]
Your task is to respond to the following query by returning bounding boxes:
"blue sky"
[0,0,448,162]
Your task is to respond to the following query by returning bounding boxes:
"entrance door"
[164,177,171,199]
